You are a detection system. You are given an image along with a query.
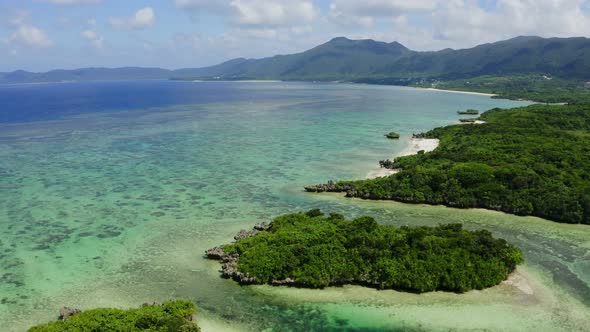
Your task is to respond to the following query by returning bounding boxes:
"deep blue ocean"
[0,80,322,123]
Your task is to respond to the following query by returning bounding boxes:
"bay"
[0,81,588,331]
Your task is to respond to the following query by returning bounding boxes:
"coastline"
[366,138,440,179]
[424,87,496,97]
[191,79,283,83]
[459,120,486,125]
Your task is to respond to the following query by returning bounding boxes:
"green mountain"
[170,36,590,81]
[2,36,590,84]
[176,37,412,80]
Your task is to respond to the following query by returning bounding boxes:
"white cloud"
[10,24,53,48]
[323,0,590,50]
[81,29,98,40]
[174,0,228,12]
[6,10,30,27]
[230,0,317,27]
[81,29,104,49]
[40,0,101,5]
[429,0,590,48]
[134,7,156,26]
[109,7,155,29]
[3,10,53,49]
[330,0,438,17]
[176,0,318,31]
[327,0,439,27]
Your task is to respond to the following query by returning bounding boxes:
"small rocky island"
[206,209,524,293]
[457,109,479,115]
[384,131,401,139]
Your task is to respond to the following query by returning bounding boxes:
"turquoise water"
[1,81,588,331]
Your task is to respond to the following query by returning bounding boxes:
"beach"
[459,120,486,124]
[366,137,440,178]
[426,87,496,97]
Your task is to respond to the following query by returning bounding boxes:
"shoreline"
[366,138,440,179]
[424,87,497,97]
[192,79,283,83]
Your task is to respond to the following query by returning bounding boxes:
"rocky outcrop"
[458,109,479,115]
[206,223,271,284]
[205,246,225,260]
[271,277,296,285]
[379,159,396,169]
[253,222,271,231]
[206,246,258,284]
[384,132,400,139]
[59,307,81,321]
[206,222,302,286]
[304,180,353,193]
[234,229,256,241]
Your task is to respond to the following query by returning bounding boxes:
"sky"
[1,0,590,71]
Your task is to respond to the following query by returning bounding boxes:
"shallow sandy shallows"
[367,137,440,178]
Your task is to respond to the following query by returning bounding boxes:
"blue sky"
[1,0,590,71]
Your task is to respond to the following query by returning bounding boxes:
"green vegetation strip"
[29,300,200,332]
[310,104,590,224]
[211,210,523,293]
[414,75,590,104]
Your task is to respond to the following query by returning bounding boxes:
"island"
[384,132,401,139]
[457,109,479,115]
[305,104,590,225]
[206,209,524,293]
[29,301,200,332]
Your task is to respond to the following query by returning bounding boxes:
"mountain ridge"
[2,36,590,84]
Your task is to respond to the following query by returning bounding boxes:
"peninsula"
[306,104,590,225]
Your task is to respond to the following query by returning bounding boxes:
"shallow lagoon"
[0,81,588,331]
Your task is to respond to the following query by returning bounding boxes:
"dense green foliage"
[385,132,400,139]
[29,300,200,332]
[416,75,590,104]
[222,210,523,293]
[335,104,590,224]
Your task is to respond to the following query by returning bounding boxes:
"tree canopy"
[218,210,523,293]
[29,300,199,332]
[326,104,590,224]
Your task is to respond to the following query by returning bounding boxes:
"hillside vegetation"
[414,75,590,104]
[307,105,590,224]
[176,36,590,81]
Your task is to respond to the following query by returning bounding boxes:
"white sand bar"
[367,138,439,179]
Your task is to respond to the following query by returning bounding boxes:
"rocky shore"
[303,180,354,193]
[59,307,81,321]
[206,222,299,286]
[304,181,432,202]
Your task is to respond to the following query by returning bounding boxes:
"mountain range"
[2,36,590,84]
